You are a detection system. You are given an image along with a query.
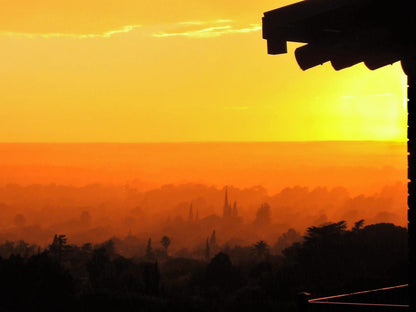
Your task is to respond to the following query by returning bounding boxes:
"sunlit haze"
[0,0,407,142]
[0,0,409,246]
[0,2,409,310]
[0,0,409,272]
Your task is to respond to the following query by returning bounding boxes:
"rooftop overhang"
[263,1,416,310]
[262,0,416,71]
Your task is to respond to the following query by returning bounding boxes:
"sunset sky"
[0,0,408,142]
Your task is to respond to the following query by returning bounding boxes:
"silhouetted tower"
[189,203,193,222]
[232,201,238,217]
[223,186,232,218]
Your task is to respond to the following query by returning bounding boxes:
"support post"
[403,59,416,312]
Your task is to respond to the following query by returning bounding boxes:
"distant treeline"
[0,221,408,312]
[0,183,407,249]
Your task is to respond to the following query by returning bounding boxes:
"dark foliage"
[0,253,74,312]
[0,221,408,312]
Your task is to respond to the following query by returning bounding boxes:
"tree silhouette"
[206,252,241,292]
[0,241,14,258]
[188,203,193,221]
[209,230,219,255]
[146,238,154,260]
[304,220,347,246]
[49,234,67,264]
[205,238,210,261]
[252,240,270,261]
[254,203,271,225]
[210,230,216,246]
[273,228,302,254]
[206,252,233,284]
[86,246,111,289]
[143,261,160,295]
[160,236,171,256]
[352,219,365,232]
[81,243,92,253]
[15,240,29,257]
[79,210,92,227]
[99,239,115,259]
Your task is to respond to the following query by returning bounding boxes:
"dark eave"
[262,0,416,71]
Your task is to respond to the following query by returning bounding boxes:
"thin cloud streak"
[153,23,261,38]
[0,25,141,39]
[0,20,260,40]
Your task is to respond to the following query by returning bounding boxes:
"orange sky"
[0,0,408,142]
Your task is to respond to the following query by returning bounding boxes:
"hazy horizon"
[0,140,407,248]
[0,141,406,193]
[0,139,407,143]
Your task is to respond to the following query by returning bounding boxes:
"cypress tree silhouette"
[210,230,216,246]
[188,203,193,222]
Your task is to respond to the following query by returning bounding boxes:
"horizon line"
[0,139,407,144]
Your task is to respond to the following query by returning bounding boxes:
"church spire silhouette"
[232,201,238,217]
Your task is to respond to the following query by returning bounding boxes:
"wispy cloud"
[0,25,141,39]
[153,20,261,38]
[1,19,261,40]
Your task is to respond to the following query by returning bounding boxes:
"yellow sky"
[0,0,408,142]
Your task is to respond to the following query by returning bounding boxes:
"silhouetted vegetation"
[0,220,407,312]
[0,182,407,251]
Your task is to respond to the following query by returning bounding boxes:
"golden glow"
[1,25,142,39]
[179,19,233,25]
[0,0,408,142]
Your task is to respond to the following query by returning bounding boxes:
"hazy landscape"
[1,0,410,310]
[0,141,407,249]
[0,141,408,312]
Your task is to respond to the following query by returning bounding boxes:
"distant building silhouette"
[222,186,238,218]
[232,201,238,218]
